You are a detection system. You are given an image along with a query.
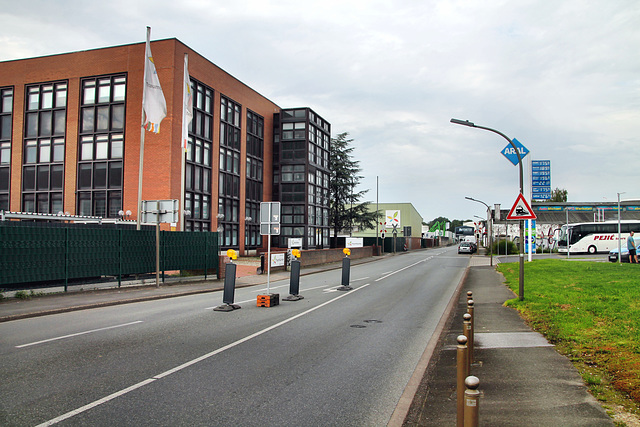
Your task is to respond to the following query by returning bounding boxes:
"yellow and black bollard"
[337,248,353,291]
[214,249,241,311]
[283,249,304,301]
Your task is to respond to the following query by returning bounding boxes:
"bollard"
[467,299,475,364]
[463,313,472,375]
[283,256,304,301]
[456,335,468,427]
[337,249,353,291]
[214,253,241,311]
[464,376,480,427]
[466,290,473,303]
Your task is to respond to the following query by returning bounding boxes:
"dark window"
[218,95,241,247]
[22,82,66,214]
[0,87,12,208]
[77,75,126,217]
[184,79,213,232]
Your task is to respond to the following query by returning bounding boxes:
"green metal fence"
[0,226,219,289]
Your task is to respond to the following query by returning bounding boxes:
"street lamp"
[466,196,493,266]
[617,192,625,265]
[453,118,525,300]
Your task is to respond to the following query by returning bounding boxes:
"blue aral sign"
[501,138,529,166]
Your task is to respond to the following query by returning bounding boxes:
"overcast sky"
[2,0,638,223]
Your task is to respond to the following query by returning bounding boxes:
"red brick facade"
[0,38,281,254]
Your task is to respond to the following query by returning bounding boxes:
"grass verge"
[498,259,640,423]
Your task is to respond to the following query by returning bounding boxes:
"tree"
[550,187,568,202]
[329,132,378,247]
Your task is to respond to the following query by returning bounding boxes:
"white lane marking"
[37,283,371,426]
[16,321,144,349]
[374,258,430,282]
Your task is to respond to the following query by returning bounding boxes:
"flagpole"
[137,26,151,230]
[180,53,188,231]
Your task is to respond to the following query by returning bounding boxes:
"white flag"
[142,28,167,134]
[182,54,194,150]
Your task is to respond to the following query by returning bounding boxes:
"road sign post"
[260,202,281,296]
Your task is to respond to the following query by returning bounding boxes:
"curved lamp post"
[452,118,525,300]
[466,196,493,266]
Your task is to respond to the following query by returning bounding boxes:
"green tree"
[550,187,568,202]
[329,132,378,247]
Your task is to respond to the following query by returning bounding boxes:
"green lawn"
[498,259,640,412]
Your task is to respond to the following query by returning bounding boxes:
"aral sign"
[501,138,529,166]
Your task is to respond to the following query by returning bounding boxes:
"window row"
[220,147,240,174]
[77,161,122,190]
[27,83,67,111]
[24,138,65,164]
[81,104,124,134]
[246,157,263,181]
[23,191,63,215]
[185,192,211,221]
[25,110,66,138]
[186,163,211,194]
[23,164,63,192]
[82,77,126,105]
[77,190,121,218]
[80,134,123,161]
[219,173,240,198]
[220,97,241,127]
[186,138,212,166]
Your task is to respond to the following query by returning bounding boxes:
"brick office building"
[0,37,331,253]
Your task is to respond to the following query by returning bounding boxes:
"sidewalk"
[403,255,615,426]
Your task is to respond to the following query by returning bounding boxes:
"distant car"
[608,247,629,262]
[458,242,474,254]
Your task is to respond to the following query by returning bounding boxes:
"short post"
[456,335,468,427]
[214,249,241,312]
[464,376,480,427]
[337,248,353,291]
[466,290,473,303]
[283,249,304,301]
[467,299,475,364]
[463,313,472,375]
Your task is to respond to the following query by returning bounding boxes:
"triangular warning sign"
[506,193,536,220]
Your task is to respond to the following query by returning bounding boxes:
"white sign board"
[260,202,281,235]
[346,237,363,248]
[271,253,285,267]
[385,210,401,228]
[141,199,179,224]
[288,238,303,248]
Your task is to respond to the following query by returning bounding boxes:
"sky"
[1,0,639,223]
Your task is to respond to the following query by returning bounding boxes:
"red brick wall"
[0,38,280,249]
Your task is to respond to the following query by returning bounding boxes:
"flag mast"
[136,26,151,230]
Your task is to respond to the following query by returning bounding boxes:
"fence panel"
[120,229,156,275]
[67,228,121,279]
[0,226,66,285]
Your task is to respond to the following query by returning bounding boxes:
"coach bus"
[455,226,475,242]
[558,220,640,254]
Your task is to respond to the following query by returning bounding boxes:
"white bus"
[558,220,640,254]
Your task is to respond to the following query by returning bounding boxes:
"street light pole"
[466,196,493,266]
[617,192,625,265]
[452,118,525,300]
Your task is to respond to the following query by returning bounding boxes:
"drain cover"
[350,325,367,328]
[363,320,382,324]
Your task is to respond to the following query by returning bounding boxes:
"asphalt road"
[0,246,468,426]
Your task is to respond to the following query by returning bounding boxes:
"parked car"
[608,247,629,262]
[458,242,474,254]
